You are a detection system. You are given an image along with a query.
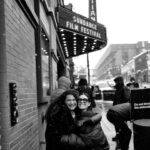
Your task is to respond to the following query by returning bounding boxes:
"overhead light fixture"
[60,29,64,32]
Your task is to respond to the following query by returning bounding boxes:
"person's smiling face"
[78,94,91,111]
[65,94,77,110]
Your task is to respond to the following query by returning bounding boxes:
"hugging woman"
[45,89,109,150]
[45,89,85,150]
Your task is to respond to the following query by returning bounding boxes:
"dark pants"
[107,109,131,150]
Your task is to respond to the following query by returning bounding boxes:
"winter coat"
[109,102,131,120]
[45,104,86,150]
[113,86,130,105]
[77,110,110,150]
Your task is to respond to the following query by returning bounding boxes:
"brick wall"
[1,0,39,150]
[0,1,7,150]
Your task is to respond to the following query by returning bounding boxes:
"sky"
[64,0,150,69]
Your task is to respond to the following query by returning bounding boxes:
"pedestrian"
[126,77,139,89]
[45,89,85,150]
[76,78,96,109]
[106,76,132,150]
[113,76,130,105]
[77,92,110,150]
[107,103,131,150]
[50,76,71,104]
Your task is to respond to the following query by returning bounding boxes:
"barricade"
[102,90,115,101]
[130,88,150,150]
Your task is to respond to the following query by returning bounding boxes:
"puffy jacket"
[77,111,110,150]
[113,86,130,105]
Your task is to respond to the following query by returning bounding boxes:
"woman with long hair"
[45,89,85,150]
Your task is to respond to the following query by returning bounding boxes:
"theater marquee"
[57,6,107,58]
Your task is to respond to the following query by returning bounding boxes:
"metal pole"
[88,0,97,86]
[87,53,90,85]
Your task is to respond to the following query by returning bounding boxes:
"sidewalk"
[95,100,134,150]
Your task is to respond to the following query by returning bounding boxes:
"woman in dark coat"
[45,89,85,150]
[76,92,110,150]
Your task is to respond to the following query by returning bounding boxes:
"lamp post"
[87,52,90,85]
[88,0,97,86]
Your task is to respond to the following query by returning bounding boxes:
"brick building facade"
[0,0,69,150]
[0,0,107,149]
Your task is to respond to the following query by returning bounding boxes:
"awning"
[57,6,107,58]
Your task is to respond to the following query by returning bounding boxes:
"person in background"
[91,85,102,100]
[106,76,131,150]
[77,92,110,150]
[50,76,71,104]
[107,103,131,150]
[113,76,130,105]
[45,89,85,150]
[126,77,139,89]
[76,78,96,109]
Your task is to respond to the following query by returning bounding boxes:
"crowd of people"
[45,75,139,150]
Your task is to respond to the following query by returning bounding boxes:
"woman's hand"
[77,120,85,126]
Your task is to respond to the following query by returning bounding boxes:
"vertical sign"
[88,0,97,84]
[89,0,97,22]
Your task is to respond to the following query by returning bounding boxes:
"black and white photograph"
[0,0,150,150]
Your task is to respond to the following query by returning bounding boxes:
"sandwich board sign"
[130,88,150,120]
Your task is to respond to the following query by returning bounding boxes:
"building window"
[41,29,50,97]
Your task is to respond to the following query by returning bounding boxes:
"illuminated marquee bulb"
[60,29,64,32]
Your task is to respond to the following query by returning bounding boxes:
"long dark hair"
[45,89,79,123]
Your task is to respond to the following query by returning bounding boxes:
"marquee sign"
[89,0,97,22]
[57,7,107,58]
[58,7,106,41]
